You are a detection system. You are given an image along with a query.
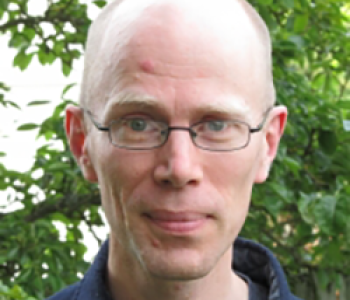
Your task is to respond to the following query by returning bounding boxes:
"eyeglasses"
[82,107,272,152]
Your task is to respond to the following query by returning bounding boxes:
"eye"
[127,118,148,131]
[207,120,226,131]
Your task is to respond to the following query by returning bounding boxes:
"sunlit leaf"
[13,51,34,71]
[294,14,309,32]
[17,123,39,131]
[27,100,51,106]
[61,83,77,99]
[93,0,107,8]
[337,100,350,110]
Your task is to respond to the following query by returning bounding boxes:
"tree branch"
[0,17,43,32]
[81,212,103,247]
[24,192,101,223]
[0,190,101,223]
[0,14,87,33]
[302,128,316,159]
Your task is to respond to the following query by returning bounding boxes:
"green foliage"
[0,280,37,300]
[0,95,100,298]
[242,0,350,293]
[0,0,349,299]
[0,0,91,76]
[0,82,19,109]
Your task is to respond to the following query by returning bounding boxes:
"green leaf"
[61,83,77,99]
[294,14,308,32]
[257,0,273,5]
[269,182,288,201]
[18,269,32,283]
[5,101,21,109]
[37,50,56,65]
[46,162,69,172]
[288,35,305,49]
[0,152,6,157]
[46,52,56,64]
[0,0,9,10]
[282,0,294,9]
[7,247,19,260]
[0,82,10,92]
[337,100,350,110]
[62,63,72,76]
[17,123,39,131]
[283,156,301,176]
[0,255,7,264]
[318,130,338,155]
[38,50,48,65]
[22,27,36,42]
[314,195,337,234]
[93,0,107,8]
[27,100,51,106]
[9,33,29,49]
[53,41,65,53]
[13,51,34,71]
[297,193,313,224]
[316,270,331,290]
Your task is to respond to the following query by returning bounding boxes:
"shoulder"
[45,282,80,300]
[234,237,305,300]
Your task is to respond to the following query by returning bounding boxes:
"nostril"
[161,179,172,186]
[188,179,199,186]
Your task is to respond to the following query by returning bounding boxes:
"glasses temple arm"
[249,106,273,133]
[82,108,110,132]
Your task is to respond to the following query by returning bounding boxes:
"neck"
[107,238,248,300]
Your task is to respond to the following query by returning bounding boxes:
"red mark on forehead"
[139,59,155,73]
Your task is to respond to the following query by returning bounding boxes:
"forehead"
[89,0,269,117]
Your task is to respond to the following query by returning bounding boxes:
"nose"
[153,129,203,188]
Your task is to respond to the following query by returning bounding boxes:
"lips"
[144,211,210,233]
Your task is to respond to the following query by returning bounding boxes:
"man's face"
[72,3,284,281]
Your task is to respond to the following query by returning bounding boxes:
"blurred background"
[0,1,349,299]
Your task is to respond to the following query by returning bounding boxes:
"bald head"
[80,0,275,111]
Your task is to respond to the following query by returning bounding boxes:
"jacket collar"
[76,238,297,300]
[233,238,296,300]
[76,240,111,300]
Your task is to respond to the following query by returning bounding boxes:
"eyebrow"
[101,91,252,123]
[194,99,251,122]
[101,91,162,122]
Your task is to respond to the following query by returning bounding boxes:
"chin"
[147,263,211,281]
[138,248,218,281]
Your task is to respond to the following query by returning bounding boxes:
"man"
[49,0,301,299]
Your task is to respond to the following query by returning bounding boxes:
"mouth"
[143,210,211,234]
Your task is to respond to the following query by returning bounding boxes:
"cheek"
[205,150,260,224]
[207,150,259,192]
[93,148,156,215]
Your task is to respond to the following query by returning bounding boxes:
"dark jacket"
[47,238,302,300]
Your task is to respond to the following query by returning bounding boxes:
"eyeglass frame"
[81,107,273,152]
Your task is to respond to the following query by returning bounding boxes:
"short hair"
[79,0,275,111]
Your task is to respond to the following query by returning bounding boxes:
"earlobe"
[65,106,98,183]
[255,105,288,183]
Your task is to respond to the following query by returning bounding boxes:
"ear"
[254,105,287,183]
[65,105,98,183]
